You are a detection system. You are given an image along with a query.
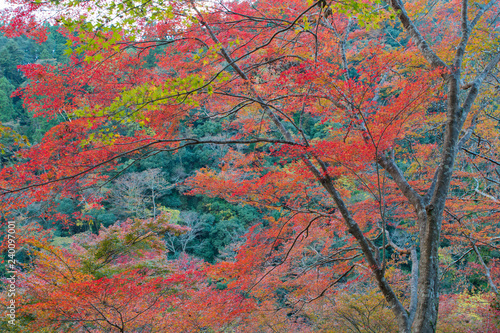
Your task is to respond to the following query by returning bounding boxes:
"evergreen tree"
[0,39,23,84]
[0,76,15,122]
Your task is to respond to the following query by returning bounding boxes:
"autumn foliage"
[1,0,500,332]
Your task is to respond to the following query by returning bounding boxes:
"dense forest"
[0,0,499,332]
[0,28,259,264]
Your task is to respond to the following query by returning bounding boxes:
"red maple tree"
[1,0,500,332]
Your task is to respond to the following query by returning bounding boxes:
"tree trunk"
[413,212,441,332]
[412,73,462,332]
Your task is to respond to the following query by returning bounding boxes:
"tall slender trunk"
[413,73,461,332]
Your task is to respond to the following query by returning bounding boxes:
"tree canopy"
[1,0,500,332]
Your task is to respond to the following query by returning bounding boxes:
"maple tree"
[0,212,251,332]
[1,0,500,332]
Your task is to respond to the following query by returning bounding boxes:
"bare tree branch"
[388,0,448,69]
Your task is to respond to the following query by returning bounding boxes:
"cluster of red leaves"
[1,213,254,332]
[0,0,499,331]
